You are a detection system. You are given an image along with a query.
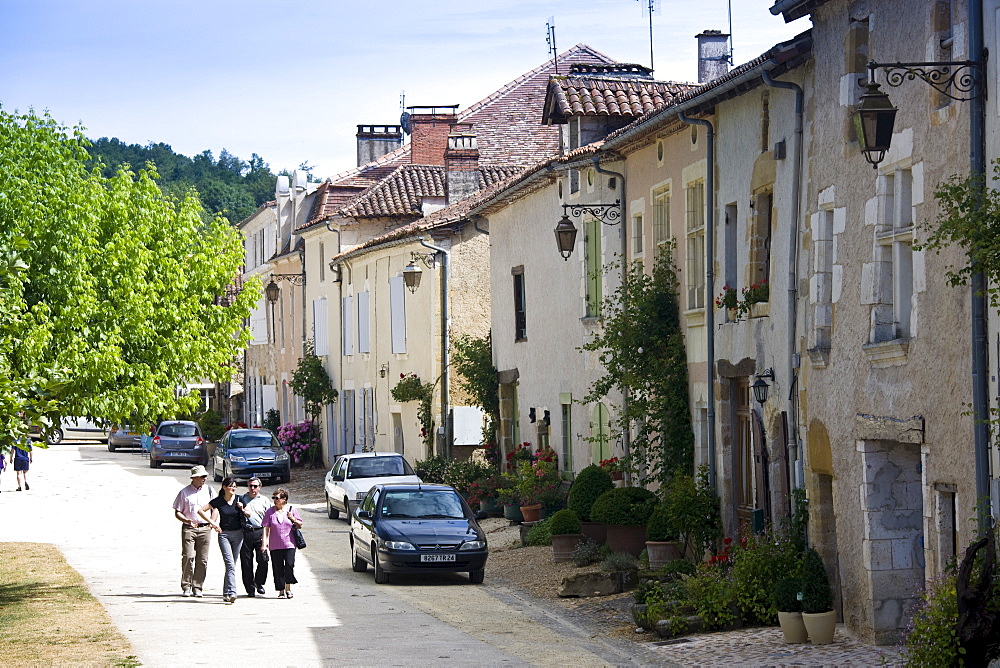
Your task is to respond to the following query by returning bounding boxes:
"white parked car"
[324,452,421,520]
[30,417,108,445]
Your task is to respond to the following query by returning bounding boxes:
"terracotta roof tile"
[544,66,697,123]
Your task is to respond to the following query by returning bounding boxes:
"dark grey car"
[149,420,206,468]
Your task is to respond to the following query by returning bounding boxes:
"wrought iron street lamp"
[553,200,621,260]
[752,368,775,405]
[264,279,280,304]
[855,60,984,167]
[402,250,439,294]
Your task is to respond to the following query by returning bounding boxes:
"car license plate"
[257,472,271,478]
[420,554,456,563]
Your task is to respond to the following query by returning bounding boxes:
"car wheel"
[372,544,388,584]
[149,457,161,469]
[350,537,366,572]
[213,462,222,483]
[107,440,116,452]
[343,498,352,521]
[327,494,339,520]
[47,428,63,445]
[222,463,229,480]
[469,569,485,584]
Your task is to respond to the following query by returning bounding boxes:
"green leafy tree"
[581,245,694,486]
[288,343,338,421]
[0,109,258,447]
[452,332,499,448]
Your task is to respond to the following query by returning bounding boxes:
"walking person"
[260,488,303,599]
[198,476,244,604]
[239,477,272,597]
[13,441,32,491]
[172,465,215,598]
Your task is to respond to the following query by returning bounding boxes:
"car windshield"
[347,457,413,479]
[159,424,197,437]
[231,433,276,449]
[380,490,466,519]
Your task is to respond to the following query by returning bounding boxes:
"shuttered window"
[357,291,370,353]
[389,276,407,354]
[585,218,602,317]
[342,296,354,356]
[313,298,328,356]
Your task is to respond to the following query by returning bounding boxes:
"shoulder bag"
[289,506,306,549]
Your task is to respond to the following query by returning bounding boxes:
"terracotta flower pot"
[551,533,584,562]
[802,610,837,645]
[580,521,606,545]
[645,540,682,569]
[605,524,647,556]
[503,503,524,522]
[777,611,809,644]
[520,503,543,523]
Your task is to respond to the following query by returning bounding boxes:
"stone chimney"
[445,123,480,204]
[697,30,730,83]
[356,125,403,167]
[408,105,459,166]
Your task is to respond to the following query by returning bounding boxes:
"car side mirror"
[475,510,488,520]
[356,509,372,520]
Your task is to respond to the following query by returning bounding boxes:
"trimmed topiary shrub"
[567,464,614,521]
[773,576,802,613]
[800,548,833,614]
[525,517,553,546]
[646,502,679,542]
[548,508,582,535]
[590,486,658,526]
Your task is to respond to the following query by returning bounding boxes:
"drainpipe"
[592,156,632,483]
[325,220,344,459]
[677,111,717,491]
[968,0,992,530]
[762,69,805,492]
[418,236,451,458]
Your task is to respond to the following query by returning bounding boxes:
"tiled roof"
[544,72,696,123]
[338,164,523,219]
[297,45,616,232]
[331,166,532,261]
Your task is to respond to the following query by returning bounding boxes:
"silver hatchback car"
[149,420,206,469]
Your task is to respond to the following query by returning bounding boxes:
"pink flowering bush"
[515,459,564,507]
[277,420,321,468]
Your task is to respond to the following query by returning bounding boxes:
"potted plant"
[599,456,625,481]
[645,502,682,569]
[800,548,836,644]
[467,473,504,515]
[515,459,562,523]
[567,464,614,544]
[548,508,584,562]
[774,575,808,644]
[589,486,657,556]
[495,473,523,521]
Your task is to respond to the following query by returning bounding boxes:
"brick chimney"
[407,105,459,166]
[445,123,479,204]
[356,125,403,167]
[697,30,730,83]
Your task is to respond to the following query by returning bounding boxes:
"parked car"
[211,428,290,484]
[30,417,108,445]
[349,483,489,584]
[148,420,206,469]
[107,424,143,451]
[324,452,421,520]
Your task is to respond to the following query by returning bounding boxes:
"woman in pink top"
[260,488,303,598]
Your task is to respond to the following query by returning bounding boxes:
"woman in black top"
[198,476,245,604]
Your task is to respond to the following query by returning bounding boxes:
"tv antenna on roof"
[546,18,558,75]
[635,0,661,74]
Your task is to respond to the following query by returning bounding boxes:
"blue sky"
[1,1,808,178]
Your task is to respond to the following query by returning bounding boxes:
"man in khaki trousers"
[172,465,215,597]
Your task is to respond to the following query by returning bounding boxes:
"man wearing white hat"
[172,465,215,597]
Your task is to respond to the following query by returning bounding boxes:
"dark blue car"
[211,428,290,484]
[349,483,489,584]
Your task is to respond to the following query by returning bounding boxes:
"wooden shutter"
[389,276,406,354]
[341,296,354,356]
[357,291,370,354]
[312,298,328,356]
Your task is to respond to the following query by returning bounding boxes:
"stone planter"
[580,521,606,545]
[645,540,682,569]
[520,503,543,523]
[503,503,524,522]
[802,610,837,645]
[605,524,647,556]
[777,611,809,644]
[480,497,502,515]
[551,533,584,562]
